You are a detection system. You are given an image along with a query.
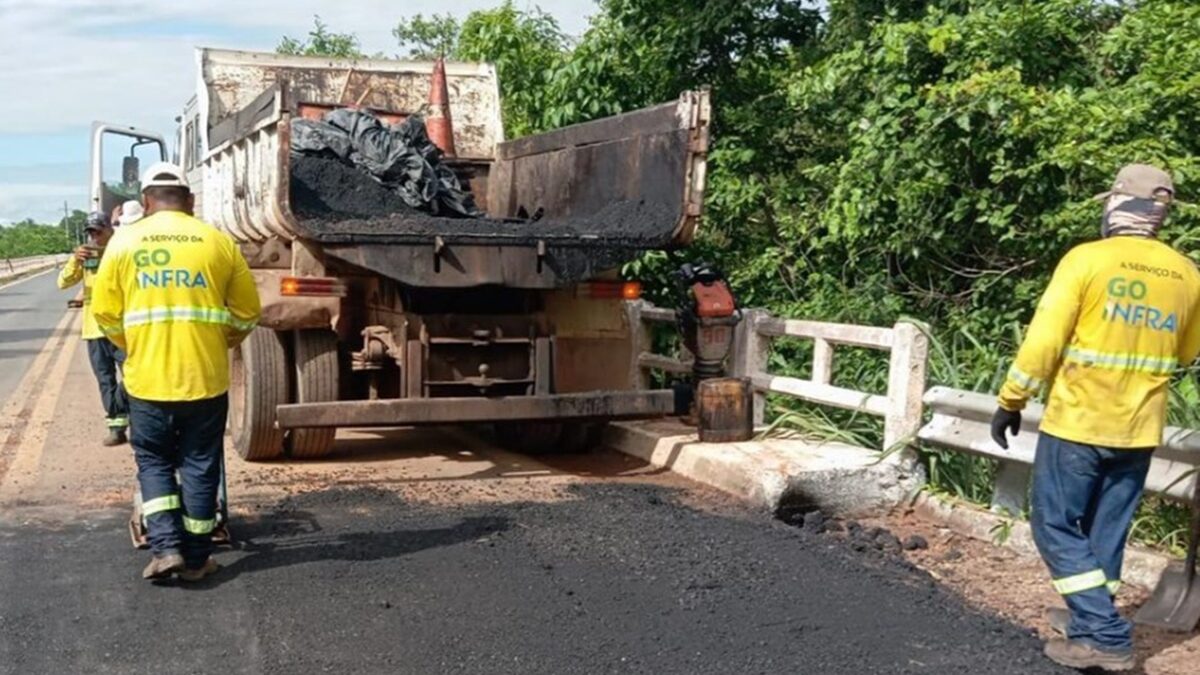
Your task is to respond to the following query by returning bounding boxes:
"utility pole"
[62,201,76,246]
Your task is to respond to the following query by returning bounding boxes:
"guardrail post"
[625,300,652,390]
[884,322,928,460]
[991,462,1032,516]
[731,309,770,426]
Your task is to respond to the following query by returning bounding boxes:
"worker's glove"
[990,407,1021,450]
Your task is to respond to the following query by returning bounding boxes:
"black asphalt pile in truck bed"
[290,109,680,250]
[291,159,678,248]
[290,108,480,218]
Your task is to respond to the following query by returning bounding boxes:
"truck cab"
[88,122,168,218]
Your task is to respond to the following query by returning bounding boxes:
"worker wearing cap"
[92,162,260,582]
[992,164,1200,670]
[58,211,129,446]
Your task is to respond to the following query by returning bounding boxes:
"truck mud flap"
[274,390,686,429]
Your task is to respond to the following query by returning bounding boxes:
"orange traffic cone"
[427,58,457,158]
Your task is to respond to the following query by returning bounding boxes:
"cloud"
[0,0,598,134]
[0,0,597,221]
[0,182,83,224]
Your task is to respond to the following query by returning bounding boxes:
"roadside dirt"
[778,506,1200,674]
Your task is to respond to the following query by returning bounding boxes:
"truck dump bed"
[195,49,709,283]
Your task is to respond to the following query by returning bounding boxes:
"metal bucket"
[697,377,754,443]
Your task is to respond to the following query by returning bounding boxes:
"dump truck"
[89,48,711,460]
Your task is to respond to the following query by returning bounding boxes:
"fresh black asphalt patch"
[0,484,1072,674]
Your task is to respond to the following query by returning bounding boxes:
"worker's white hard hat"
[140,162,189,191]
[118,200,144,226]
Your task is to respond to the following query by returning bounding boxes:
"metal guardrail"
[919,386,1200,514]
[626,301,929,457]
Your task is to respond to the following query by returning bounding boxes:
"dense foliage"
[0,219,73,258]
[286,1,1200,548]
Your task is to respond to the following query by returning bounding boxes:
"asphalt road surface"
[0,270,71,399]
[0,275,1073,675]
[0,485,1071,675]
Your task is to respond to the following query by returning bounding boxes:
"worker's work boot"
[1043,639,1134,671]
[142,552,185,580]
[102,427,128,447]
[178,557,220,583]
[1046,607,1070,635]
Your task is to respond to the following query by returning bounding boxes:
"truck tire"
[287,329,339,459]
[493,421,564,455]
[229,328,288,461]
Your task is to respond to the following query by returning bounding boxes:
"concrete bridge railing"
[627,300,1200,513]
[625,301,929,460]
[1,254,65,282]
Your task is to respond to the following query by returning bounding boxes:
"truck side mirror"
[123,155,140,188]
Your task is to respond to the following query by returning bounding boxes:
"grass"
[762,321,1195,558]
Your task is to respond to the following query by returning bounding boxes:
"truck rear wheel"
[229,328,288,461]
[286,329,340,459]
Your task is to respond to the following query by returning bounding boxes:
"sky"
[0,0,598,225]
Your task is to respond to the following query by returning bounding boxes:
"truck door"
[89,122,168,217]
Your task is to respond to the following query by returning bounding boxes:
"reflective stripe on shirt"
[1006,366,1043,392]
[124,306,233,329]
[1062,347,1178,375]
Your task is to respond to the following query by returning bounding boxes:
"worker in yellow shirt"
[92,163,261,583]
[58,211,129,445]
[992,164,1200,671]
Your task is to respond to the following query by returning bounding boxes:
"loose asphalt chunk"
[0,484,1073,675]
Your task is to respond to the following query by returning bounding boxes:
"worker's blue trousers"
[85,339,128,429]
[1030,432,1153,653]
[130,394,227,569]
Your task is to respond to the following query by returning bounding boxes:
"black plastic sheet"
[290,109,481,218]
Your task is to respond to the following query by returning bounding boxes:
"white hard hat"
[140,162,189,191]
[118,200,144,226]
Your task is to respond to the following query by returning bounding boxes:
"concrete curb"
[911,492,1172,591]
[605,420,923,517]
[0,263,58,289]
[605,420,1174,590]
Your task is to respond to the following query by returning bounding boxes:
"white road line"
[0,310,78,490]
[0,324,80,494]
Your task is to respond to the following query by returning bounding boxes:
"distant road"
[0,269,72,402]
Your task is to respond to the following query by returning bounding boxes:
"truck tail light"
[280,276,346,297]
[580,281,642,300]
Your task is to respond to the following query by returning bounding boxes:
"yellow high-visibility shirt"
[57,256,102,340]
[91,210,261,402]
[998,236,1200,448]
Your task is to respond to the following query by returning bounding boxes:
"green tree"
[392,14,462,59]
[0,220,73,258]
[455,3,569,136]
[278,16,365,58]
